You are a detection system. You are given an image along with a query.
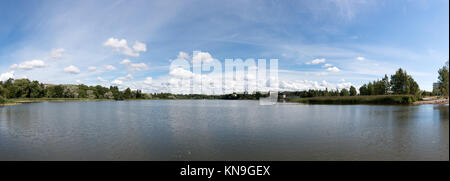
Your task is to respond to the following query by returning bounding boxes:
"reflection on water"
[0,100,448,160]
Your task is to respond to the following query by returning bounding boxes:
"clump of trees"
[360,68,419,96]
[280,68,420,98]
[0,78,147,101]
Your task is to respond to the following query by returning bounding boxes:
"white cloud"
[128,63,149,72]
[88,66,97,72]
[356,56,366,61]
[118,74,134,81]
[76,80,81,84]
[192,51,214,63]
[120,59,148,72]
[169,68,194,79]
[10,60,46,70]
[97,77,107,82]
[103,37,146,57]
[105,65,116,71]
[323,63,333,67]
[177,51,190,60]
[50,48,65,59]
[120,59,131,65]
[327,66,341,72]
[0,71,14,81]
[111,79,123,85]
[306,58,326,65]
[133,41,147,52]
[64,65,81,74]
[336,82,353,89]
[143,77,152,85]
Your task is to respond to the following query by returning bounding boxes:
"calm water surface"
[0,100,448,160]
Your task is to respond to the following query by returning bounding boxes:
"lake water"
[0,100,448,160]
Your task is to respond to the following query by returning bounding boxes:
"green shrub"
[0,96,7,104]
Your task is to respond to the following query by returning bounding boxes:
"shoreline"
[413,98,449,105]
[2,96,449,107]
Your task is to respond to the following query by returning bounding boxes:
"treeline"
[149,92,269,100]
[282,68,421,98]
[0,78,147,101]
[281,87,357,98]
[0,77,269,103]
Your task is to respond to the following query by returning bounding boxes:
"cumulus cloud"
[103,37,146,57]
[120,59,149,72]
[50,48,65,59]
[133,41,147,52]
[327,66,341,72]
[306,58,326,65]
[105,65,116,71]
[10,60,46,70]
[323,63,333,67]
[0,71,14,81]
[356,56,366,61]
[169,68,194,79]
[64,65,81,74]
[278,79,354,92]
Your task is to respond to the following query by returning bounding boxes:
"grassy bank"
[286,95,419,105]
[0,97,112,106]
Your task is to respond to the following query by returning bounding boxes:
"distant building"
[433,82,441,95]
[433,82,440,90]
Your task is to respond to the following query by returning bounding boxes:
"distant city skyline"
[0,0,448,92]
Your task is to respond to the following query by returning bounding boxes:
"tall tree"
[390,68,410,94]
[438,61,449,97]
[359,84,368,95]
[124,88,132,99]
[349,86,357,96]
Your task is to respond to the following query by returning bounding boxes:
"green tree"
[48,85,64,98]
[390,68,410,94]
[29,81,44,98]
[78,84,89,98]
[340,88,349,96]
[359,84,368,95]
[438,61,449,97]
[367,82,374,95]
[349,86,357,96]
[408,76,419,96]
[124,88,132,99]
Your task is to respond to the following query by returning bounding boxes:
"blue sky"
[0,0,448,92]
